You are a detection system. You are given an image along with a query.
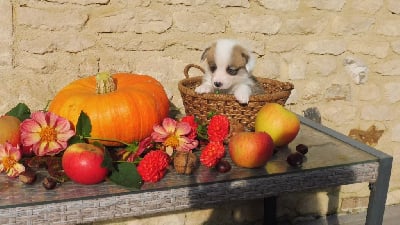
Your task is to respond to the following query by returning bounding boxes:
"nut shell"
[173,151,197,175]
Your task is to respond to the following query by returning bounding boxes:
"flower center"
[164,135,179,148]
[40,126,57,142]
[2,156,16,170]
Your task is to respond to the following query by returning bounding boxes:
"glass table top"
[0,117,379,209]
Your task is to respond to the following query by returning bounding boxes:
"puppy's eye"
[226,67,239,75]
[209,64,217,72]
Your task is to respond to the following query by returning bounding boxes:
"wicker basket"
[178,64,294,130]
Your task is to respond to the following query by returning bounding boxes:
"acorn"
[42,177,57,190]
[19,169,37,185]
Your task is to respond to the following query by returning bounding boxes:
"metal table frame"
[0,116,393,225]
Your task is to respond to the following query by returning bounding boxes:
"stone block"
[306,55,337,77]
[324,84,351,101]
[0,0,12,40]
[384,83,400,103]
[340,197,369,212]
[376,17,400,36]
[347,40,389,59]
[45,0,109,5]
[101,33,167,51]
[391,123,400,142]
[322,102,357,124]
[385,189,400,205]
[258,0,300,11]
[305,0,345,11]
[173,11,225,34]
[358,83,381,101]
[340,183,371,197]
[391,40,400,54]
[229,13,281,34]
[331,16,375,35]
[350,0,383,14]
[0,45,12,67]
[254,56,280,79]
[267,38,299,53]
[375,59,400,76]
[89,8,172,33]
[217,0,250,8]
[157,0,205,5]
[281,16,327,34]
[288,57,306,80]
[387,0,400,14]
[301,81,322,100]
[16,7,88,31]
[360,104,395,121]
[304,40,346,55]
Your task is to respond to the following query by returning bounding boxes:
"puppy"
[195,39,263,104]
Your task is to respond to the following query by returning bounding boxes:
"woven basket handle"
[184,64,205,78]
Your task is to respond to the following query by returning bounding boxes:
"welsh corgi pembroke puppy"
[195,39,263,104]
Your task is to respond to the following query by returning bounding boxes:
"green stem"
[84,136,130,146]
[96,72,116,94]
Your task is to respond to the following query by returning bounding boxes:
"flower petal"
[56,130,75,142]
[175,122,191,136]
[162,118,177,134]
[21,132,41,147]
[20,119,42,133]
[6,163,25,177]
[30,111,48,127]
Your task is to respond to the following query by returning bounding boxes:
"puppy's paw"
[195,84,213,94]
[234,86,252,104]
[235,94,250,104]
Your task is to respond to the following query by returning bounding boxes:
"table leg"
[264,196,277,225]
[365,157,392,225]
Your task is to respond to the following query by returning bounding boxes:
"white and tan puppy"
[195,39,260,104]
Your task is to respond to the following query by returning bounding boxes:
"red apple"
[62,143,108,185]
[0,115,21,147]
[255,103,300,146]
[228,132,274,168]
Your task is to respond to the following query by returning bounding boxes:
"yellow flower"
[0,142,25,177]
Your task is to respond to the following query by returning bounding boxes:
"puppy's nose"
[214,82,222,88]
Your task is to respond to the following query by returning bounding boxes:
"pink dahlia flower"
[20,111,75,156]
[0,142,25,177]
[151,117,198,155]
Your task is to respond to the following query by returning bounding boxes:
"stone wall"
[1,0,400,224]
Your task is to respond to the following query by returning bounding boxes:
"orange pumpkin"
[48,72,169,146]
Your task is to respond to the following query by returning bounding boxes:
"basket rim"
[178,76,294,102]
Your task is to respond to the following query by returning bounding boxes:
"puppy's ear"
[201,47,210,61]
[241,51,250,64]
[232,45,255,71]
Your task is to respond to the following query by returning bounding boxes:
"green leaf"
[101,147,116,172]
[5,103,31,121]
[67,135,85,145]
[108,162,142,189]
[76,111,92,138]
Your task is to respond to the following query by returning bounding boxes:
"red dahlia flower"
[200,141,225,168]
[207,115,230,142]
[137,150,170,182]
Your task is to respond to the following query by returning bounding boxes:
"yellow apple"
[254,103,300,146]
[0,115,21,147]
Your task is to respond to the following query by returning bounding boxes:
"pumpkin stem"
[96,72,116,94]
